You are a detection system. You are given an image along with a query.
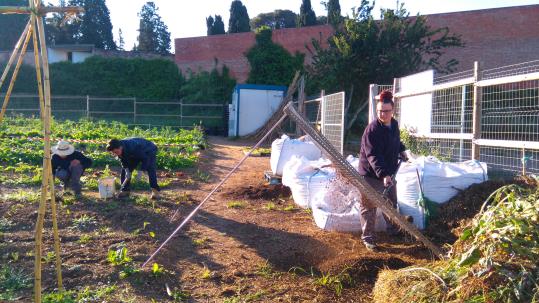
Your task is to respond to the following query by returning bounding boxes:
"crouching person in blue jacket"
[106,138,160,199]
[51,140,92,197]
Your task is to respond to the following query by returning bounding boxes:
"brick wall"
[425,5,539,72]
[174,25,334,83]
[174,5,539,82]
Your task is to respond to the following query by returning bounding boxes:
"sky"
[52,0,539,52]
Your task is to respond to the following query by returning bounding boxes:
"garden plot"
[0,120,531,302]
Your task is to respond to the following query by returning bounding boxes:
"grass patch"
[264,202,277,211]
[71,214,98,231]
[227,201,246,209]
[0,265,32,301]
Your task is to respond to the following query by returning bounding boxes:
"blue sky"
[52,0,539,52]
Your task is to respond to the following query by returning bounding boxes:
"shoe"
[117,191,130,198]
[150,189,160,200]
[363,240,378,251]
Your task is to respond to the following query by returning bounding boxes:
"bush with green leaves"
[374,183,539,302]
[245,26,304,86]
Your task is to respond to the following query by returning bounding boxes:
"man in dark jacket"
[106,137,160,199]
[358,90,407,250]
[51,140,92,197]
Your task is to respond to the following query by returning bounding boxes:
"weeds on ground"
[42,284,116,303]
[313,268,352,297]
[255,261,276,278]
[71,214,98,231]
[77,234,92,245]
[0,217,14,231]
[2,190,40,203]
[192,237,209,247]
[165,284,190,302]
[0,264,32,300]
[194,170,211,182]
[42,251,56,264]
[107,245,140,279]
[227,201,246,209]
[283,205,296,211]
[151,263,165,277]
[264,202,277,211]
[201,266,212,280]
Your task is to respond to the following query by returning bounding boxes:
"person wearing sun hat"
[51,140,93,197]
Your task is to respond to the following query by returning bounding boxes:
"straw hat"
[52,140,75,156]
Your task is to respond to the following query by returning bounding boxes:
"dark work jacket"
[51,151,92,173]
[358,118,405,179]
[118,138,157,170]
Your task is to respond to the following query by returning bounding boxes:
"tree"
[228,0,250,33]
[308,1,463,135]
[213,15,225,34]
[45,0,78,46]
[326,0,341,26]
[68,0,116,49]
[298,0,317,27]
[250,10,297,30]
[245,27,304,86]
[0,0,28,50]
[206,15,225,36]
[117,28,125,50]
[206,15,215,35]
[137,2,171,54]
[180,64,236,104]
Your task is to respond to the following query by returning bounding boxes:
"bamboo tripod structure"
[0,1,83,302]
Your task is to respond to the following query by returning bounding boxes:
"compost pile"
[223,184,291,200]
[373,179,539,303]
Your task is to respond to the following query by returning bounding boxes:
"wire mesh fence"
[2,94,226,132]
[373,59,539,176]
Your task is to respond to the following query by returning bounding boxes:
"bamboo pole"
[31,13,45,120]
[0,6,83,14]
[0,23,33,121]
[0,21,30,93]
[47,163,63,289]
[34,0,61,299]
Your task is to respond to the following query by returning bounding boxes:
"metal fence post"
[472,61,482,160]
[368,84,378,123]
[133,97,136,124]
[459,85,466,161]
[180,100,183,128]
[86,95,90,119]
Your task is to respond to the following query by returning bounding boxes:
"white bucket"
[98,177,116,199]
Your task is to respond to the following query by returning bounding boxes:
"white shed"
[228,84,286,137]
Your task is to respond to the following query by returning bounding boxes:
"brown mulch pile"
[222,184,291,200]
[426,177,535,244]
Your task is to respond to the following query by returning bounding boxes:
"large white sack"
[282,156,334,209]
[346,155,360,171]
[270,135,322,176]
[420,156,488,204]
[311,176,386,233]
[395,161,425,229]
[395,156,488,229]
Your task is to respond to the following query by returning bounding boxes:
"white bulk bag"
[420,156,488,204]
[282,156,334,209]
[395,161,425,229]
[270,135,322,176]
[346,155,360,171]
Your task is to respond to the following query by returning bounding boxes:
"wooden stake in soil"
[0,21,30,94]
[31,13,45,120]
[0,20,33,121]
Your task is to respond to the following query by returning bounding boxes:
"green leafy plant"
[71,214,98,231]
[107,246,132,266]
[227,201,246,209]
[77,234,92,245]
[151,263,165,277]
[0,265,32,300]
[264,202,277,211]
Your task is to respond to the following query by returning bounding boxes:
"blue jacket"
[118,138,157,170]
[358,118,405,179]
[52,151,92,172]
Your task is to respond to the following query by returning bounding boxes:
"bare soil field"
[1,136,484,302]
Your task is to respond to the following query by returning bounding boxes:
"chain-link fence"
[2,94,226,133]
[370,59,539,176]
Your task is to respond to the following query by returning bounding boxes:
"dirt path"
[0,136,435,302]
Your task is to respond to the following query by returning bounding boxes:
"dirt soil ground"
[2,137,447,302]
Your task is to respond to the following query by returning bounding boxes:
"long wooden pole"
[0,21,30,93]
[31,12,45,120]
[0,6,83,14]
[0,21,32,121]
[48,163,63,289]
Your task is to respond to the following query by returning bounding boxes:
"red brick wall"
[174,25,334,83]
[425,5,539,72]
[174,5,539,82]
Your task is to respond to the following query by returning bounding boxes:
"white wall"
[238,89,284,136]
[47,48,67,63]
[72,51,92,63]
